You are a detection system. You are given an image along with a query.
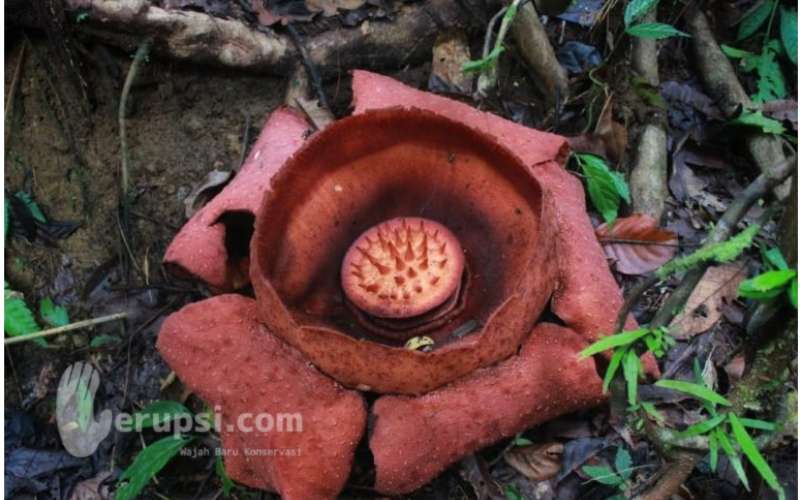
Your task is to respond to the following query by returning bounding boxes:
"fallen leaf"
[428,31,474,96]
[669,263,748,339]
[306,0,365,17]
[505,442,564,482]
[594,96,627,165]
[568,95,628,165]
[660,81,723,119]
[596,214,678,275]
[724,355,746,384]
[293,96,334,131]
[250,0,314,25]
[183,169,232,218]
[669,148,728,212]
[69,472,112,500]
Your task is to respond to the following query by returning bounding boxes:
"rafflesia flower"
[157,71,657,499]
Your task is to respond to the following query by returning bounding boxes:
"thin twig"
[4,312,128,345]
[118,38,152,280]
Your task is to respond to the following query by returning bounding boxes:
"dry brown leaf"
[504,442,564,482]
[596,214,678,275]
[428,31,473,96]
[567,95,627,164]
[594,95,627,165]
[724,354,746,384]
[669,263,748,339]
[306,0,366,16]
[69,472,112,500]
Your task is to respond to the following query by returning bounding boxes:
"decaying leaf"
[596,214,678,275]
[306,0,365,16]
[428,31,474,95]
[669,263,748,339]
[669,148,728,212]
[69,471,112,500]
[504,442,564,481]
[568,95,627,165]
[183,169,232,218]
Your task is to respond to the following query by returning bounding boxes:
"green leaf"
[513,435,534,446]
[579,328,650,358]
[116,435,193,500]
[731,110,786,134]
[623,349,641,406]
[737,0,774,40]
[462,46,506,73]
[124,400,192,432]
[626,23,691,39]
[4,283,45,347]
[215,455,234,496]
[716,428,750,490]
[90,334,120,348]
[39,297,69,328]
[576,153,628,225]
[708,432,719,471]
[602,347,626,393]
[624,0,659,27]
[614,447,633,480]
[657,224,760,278]
[721,44,754,59]
[729,414,785,499]
[679,414,726,438]
[641,401,665,425]
[780,7,797,64]
[789,277,797,308]
[581,465,624,486]
[738,269,797,300]
[739,418,777,431]
[655,379,732,407]
[763,247,789,270]
[13,191,46,223]
[504,484,523,500]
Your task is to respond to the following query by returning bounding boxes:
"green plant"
[624,0,689,39]
[655,375,785,500]
[722,41,787,103]
[581,447,634,499]
[573,153,630,225]
[116,435,194,500]
[656,224,760,278]
[580,327,673,406]
[462,0,521,74]
[4,282,46,347]
[738,246,797,307]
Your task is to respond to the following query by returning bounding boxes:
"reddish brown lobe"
[156,295,366,500]
[369,323,605,495]
[163,108,309,291]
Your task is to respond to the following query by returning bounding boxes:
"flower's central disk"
[341,217,465,320]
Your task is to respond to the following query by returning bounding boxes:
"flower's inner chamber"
[341,217,466,339]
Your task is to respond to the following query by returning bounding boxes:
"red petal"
[157,295,366,499]
[163,108,309,291]
[369,323,604,494]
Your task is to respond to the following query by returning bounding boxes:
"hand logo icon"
[56,362,113,457]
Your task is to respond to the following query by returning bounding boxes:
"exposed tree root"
[629,10,668,221]
[686,8,791,197]
[63,0,485,78]
[509,0,569,106]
